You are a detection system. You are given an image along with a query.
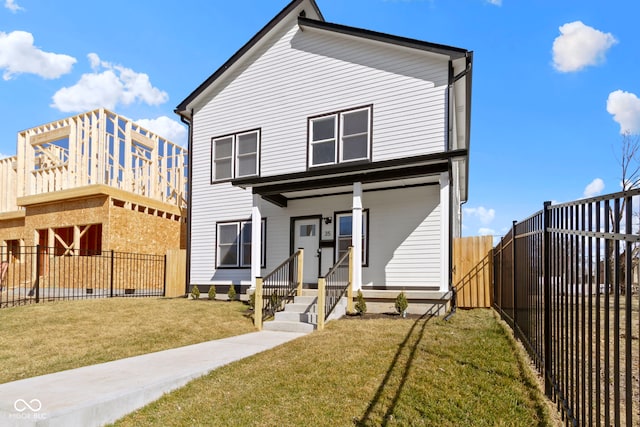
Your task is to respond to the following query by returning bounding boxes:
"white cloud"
[552,21,617,72]
[51,53,168,112]
[486,0,501,5]
[463,206,496,225]
[607,90,640,134]
[584,178,605,197]
[4,0,24,13]
[0,31,76,80]
[135,116,187,146]
[478,227,496,236]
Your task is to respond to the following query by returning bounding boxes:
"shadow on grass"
[354,303,444,426]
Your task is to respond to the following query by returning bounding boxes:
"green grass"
[0,298,255,384]
[114,309,558,427]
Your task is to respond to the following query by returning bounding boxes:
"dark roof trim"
[233,148,467,190]
[175,0,323,116]
[254,162,448,197]
[297,17,470,60]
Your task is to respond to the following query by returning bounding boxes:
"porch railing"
[254,249,303,330]
[317,247,353,331]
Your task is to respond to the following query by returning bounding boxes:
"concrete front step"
[262,320,315,333]
[284,302,314,313]
[275,310,318,324]
[293,295,317,305]
[263,293,318,333]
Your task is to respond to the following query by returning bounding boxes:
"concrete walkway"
[0,330,308,427]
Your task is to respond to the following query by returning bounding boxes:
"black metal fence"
[493,190,640,426]
[0,245,165,308]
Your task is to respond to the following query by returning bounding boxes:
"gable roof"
[175,0,323,119]
[174,0,472,121]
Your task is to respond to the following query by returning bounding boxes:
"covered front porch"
[233,154,460,330]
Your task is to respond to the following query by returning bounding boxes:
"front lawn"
[0,298,255,384]
[115,309,558,426]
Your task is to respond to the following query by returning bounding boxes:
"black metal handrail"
[323,247,352,321]
[261,249,301,321]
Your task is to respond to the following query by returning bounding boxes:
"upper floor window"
[211,129,260,182]
[308,106,372,167]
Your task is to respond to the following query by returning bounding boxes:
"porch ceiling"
[232,150,464,207]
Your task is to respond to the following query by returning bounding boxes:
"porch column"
[251,193,262,290]
[439,172,450,293]
[352,182,363,291]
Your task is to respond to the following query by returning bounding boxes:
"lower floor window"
[336,210,368,266]
[217,219,266,268]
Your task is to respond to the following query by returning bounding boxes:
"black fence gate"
[0,246,165,308]
[494,190,639,426]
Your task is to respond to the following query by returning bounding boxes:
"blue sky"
[1,0,639,240]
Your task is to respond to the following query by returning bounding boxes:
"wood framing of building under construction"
[0,108,188,256]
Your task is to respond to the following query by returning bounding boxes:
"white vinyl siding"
[193,19,448,180]
[188,15,449,288]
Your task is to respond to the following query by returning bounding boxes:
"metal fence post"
[110,250,115,298]
[512,220,517,327]
[35,245,40,304]
[542,201,552,397]
[347,246,354,314]
[163,254,167,297]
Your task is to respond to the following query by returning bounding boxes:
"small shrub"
[355,289,367,315]
[395,291,409,316]
[208,285,216,301]
[269,293,279,309]
[190,285,200,300]
[248,292,256,310]
[227,285,237,301]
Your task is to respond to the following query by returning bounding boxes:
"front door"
[293,217,320,284]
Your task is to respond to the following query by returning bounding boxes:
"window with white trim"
[335,210,368,266]
[212,129,260,181]
[309,106,371,167]
[216,219,266,268]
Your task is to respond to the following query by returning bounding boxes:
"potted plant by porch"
[395,291,409,318]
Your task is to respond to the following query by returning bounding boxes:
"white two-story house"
[175,0,472,308]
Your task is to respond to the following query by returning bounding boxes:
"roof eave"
[297,17,470,60]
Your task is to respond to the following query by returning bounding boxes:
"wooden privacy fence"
[165,249,186,297]
[453,235,493,308]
